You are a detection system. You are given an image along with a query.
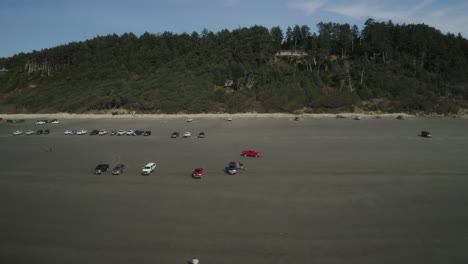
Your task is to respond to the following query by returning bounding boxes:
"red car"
[192,167,203,179]
[241,150,261,157]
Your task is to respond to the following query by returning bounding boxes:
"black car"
[198,132,205,138]
[171,132,180,138]
[420,131,431,138]
[94,164,109,174]
[44,129,50,135]
[134,130,144,136]
[7,119,25,123]
[35,130,43,135]
[111,164,125,175]
[143,131,151,136]
[90,130,99,136]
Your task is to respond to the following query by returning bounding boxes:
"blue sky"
[1,0,467,58]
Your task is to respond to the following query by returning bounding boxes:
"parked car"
[111,164,125,175]
[117,130,126,136]
[13,130,23,136]
[7,119,25,123]
[126,130,135,136]
[227,117,233,121]
[420,131,431,138]
[35,129,43,135]
[183,132,191,138]
[50,119,60,124]
[143,131,151,136]
[25,130,35,135]
[187,118,194,122]
[90,130,99,136]
[397,115,404,120]
[110,130,117,136]
[134,130,144,136]
[241,150,261,157]
[171,132,180,138]
[98,130,108,135]
[198,132,205,138]
[76,129,88,135]
[44,129,50,135]
[36,120,47,125]
[94,164,109,174]
[192,167,204,179]
[141,162,157,175]
[64,130,73,135]
[225,161,244,175]
[294,116,300,121]
[354,116,362,120]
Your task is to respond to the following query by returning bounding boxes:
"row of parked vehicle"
[171,131,205,138]
[94,162,155,176]
[36,119,60,124]
[12,129,50,136]
[64,129,151,136]
[94,150,261,178]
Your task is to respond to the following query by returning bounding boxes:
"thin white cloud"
[223,0,240,8]
[286,0,328,16]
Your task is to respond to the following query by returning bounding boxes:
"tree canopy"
[0,20,467,114]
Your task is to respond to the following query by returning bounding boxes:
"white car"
[98,130,108,135]
[183,132,191,138]
[227,117,233,121]
[76,129,88,135]
[36,120,47,125]
[141,162,157,175]
[126,130,135,136]
[64,130,73,135]
[13,130,23,136]
[25,130,35,135]
[51,119,60,124]
[187,118,193,122]
[117,130,126,136]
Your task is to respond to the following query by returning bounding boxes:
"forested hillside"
[0,19,467,114]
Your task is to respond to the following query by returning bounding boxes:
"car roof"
[145,162,155,166]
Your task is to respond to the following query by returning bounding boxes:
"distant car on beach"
[94,164,109,174]
[420,131,431,138]
[192,167,203,179]
[141,162,157,175]
[241,150,261,157]
[76,129,88,135]
[112,164,125,175]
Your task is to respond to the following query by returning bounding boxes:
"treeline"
[0,19,467,114]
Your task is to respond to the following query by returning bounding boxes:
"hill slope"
[0,21,467,114]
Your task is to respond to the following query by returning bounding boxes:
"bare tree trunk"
[360,69,364,86]
[420,52,425,70]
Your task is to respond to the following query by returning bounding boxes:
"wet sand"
[1,116,467,264]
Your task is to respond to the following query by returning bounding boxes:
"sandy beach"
[1,116,467,263]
